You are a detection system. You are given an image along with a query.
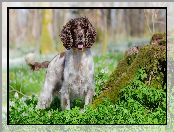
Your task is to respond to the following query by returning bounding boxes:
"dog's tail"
[25,53,50,71]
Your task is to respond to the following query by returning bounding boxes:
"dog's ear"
[85,17,97,48]
[60,19,74,50]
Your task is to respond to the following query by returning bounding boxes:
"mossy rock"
[92,32,166,107]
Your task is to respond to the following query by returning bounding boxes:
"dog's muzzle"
[77,42,84,51]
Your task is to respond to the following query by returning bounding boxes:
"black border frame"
[7,6,167,125]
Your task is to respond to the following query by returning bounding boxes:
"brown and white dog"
[26,17,96,110]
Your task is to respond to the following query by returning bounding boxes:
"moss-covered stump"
[150,32,166,45]
[92,32,166,107]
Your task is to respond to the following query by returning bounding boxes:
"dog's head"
[60,17,96,50]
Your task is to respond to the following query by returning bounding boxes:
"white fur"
[37,48,95,110]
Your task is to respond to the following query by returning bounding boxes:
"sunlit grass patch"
[9,66,46,98]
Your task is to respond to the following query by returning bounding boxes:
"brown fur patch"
[63,98,68,106]
[29,61,50,71]
[60,52,65,58]
[41,61,50,68]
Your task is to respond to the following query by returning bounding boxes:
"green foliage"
[9,66,166,124]
[9,66,46,98]
[94,52,123,96]
[120,69,166,113]
[9,69,166,124]
[93,33,166,107]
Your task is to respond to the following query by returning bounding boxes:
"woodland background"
[9,8,166,57]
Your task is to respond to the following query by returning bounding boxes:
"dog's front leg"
[85,87,94,106]
[85,59,95,106]
[60,83,70,110]
[85,80,94,106]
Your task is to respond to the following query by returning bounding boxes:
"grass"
[9,66,46,98]
[8,51,166,124]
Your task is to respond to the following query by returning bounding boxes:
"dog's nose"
[78,33,83,39]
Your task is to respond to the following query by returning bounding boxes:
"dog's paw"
[36,100,50,109]
[80,109,85,113]
[36,103,46,109]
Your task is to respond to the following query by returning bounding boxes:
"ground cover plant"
[9,68,166,124]
[9,33,166,124]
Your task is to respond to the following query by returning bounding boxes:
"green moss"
[150,32,166,46]
[92,33,166,107]
[151,32,166,37]
[159,39,166,46]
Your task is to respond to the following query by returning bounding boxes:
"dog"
[26,17,96,110]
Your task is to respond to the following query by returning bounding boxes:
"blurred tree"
[9,8,166,55]
[115,9,126,39]
[9,9,17,47]
[52,9,60,41]
[124,9,145,37]
[144,9,166,35]
[40,9,54,54]
[101,10,109,54]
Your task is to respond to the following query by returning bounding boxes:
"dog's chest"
[66,51,90,97]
